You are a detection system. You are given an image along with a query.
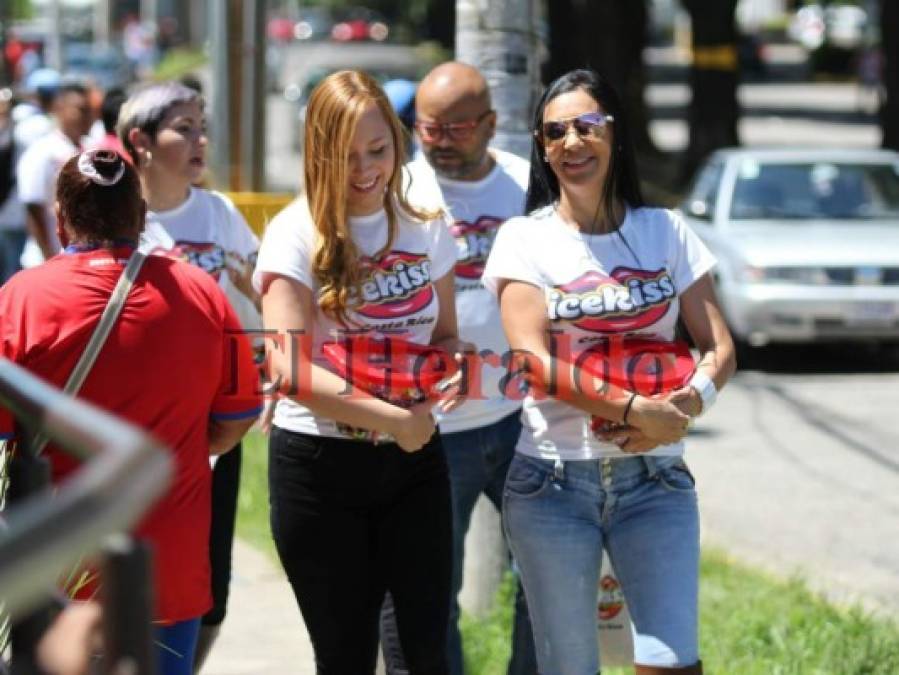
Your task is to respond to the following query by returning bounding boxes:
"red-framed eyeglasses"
[414,110,494,143]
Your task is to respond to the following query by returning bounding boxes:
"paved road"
[689,345,899,618]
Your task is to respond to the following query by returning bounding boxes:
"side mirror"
[687,200,709,218]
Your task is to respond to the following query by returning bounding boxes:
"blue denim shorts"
[503,453,700,674]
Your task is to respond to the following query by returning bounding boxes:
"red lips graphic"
[450,216,503,280]
[150,242,227,280]
[551,267,674,333]
[597,574,625,621]
[356,251,434,320]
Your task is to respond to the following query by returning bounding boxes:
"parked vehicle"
[63,42,134,90]
[330,7,390,43]
[285,61,420,150]
[293,7,334,41]
[679,148,899,348]
[789,3,874,74]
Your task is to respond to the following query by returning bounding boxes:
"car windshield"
[729,161,899,221]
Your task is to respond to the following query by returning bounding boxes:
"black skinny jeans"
[203,442,242,626]
[269,426,452,675]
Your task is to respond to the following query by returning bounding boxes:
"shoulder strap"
[33,250,147,455]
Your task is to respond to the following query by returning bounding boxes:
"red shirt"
[0,247,262,622]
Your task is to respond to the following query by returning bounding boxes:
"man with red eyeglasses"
[379,61,537,675]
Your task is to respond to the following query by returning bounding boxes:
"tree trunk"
[456,0,540,158]
[582,1,656,154]
[544,1,657,155]
[543,0,580,82]
[881,0,899,151]
[681,0,740,177]
[452,0,540,615]
[426,0,456,51]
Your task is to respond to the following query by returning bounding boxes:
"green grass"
[152,48,208,82]
[235,431,277,559]
[460,560,899,675]
[236,432,899,673]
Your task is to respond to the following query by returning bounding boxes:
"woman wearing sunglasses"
[482,69,735,674]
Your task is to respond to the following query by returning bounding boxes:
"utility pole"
[456,0,540,159]
[208,0,234,189]
[240,0,266,191]
[140,0,158,28]
[0,0,10,85]
[453,0,540,618]
[45,0,63,73]
[208,0,268,191]
[93,0,111,47]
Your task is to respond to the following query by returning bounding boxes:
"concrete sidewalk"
[202,540,315,675]
[201,366,899,672]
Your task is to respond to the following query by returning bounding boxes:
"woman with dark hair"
[0,150,261,675]
[482,69,736,674]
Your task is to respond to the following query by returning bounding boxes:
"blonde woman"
[254,71,467,674]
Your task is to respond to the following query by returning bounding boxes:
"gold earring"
[142,150,153,168]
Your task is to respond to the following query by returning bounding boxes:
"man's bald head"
[417,61,491,113]
[415,62,495,181]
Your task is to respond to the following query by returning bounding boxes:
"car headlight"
[741,265,830,284]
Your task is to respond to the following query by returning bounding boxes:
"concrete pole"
[456,0,540,158]
[453,0,540,618]
[207,0,233,189]
[140,0,158,27]
[45,0,63,73]
[93,0,111,47]
[240,0,266,191]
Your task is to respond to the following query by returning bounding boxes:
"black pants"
[269,427,452,675]
[203,442,242,626]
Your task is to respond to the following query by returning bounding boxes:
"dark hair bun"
[92,150,124,179]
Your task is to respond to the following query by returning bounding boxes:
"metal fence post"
[7,441,53,675]
[100,536,156,675]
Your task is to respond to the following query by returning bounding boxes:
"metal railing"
[0,358,173,674]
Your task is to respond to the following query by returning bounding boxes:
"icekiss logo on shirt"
[149,242,226,279]
[356,251,434,319]
[450,216,503,280]
[547,267,676,333]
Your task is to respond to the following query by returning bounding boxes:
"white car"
[679,148,899,347]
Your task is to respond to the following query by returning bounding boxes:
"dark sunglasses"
[414,110,493,143]
[538,112,614,144]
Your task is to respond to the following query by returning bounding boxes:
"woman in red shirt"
[0,150,262,674]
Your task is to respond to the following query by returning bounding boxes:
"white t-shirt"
[13,109,53,149]
[141,188,261,335]
[404,148,529,433]
[16,129,78,267]
[482,205,716,460]
[253,198,457,438]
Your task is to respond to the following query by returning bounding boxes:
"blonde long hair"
[304,70,438,325]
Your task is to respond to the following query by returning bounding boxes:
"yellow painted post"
[225,192,295,238]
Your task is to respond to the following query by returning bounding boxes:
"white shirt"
[16,129,79,267]
[404,148,530,433]
[12,107,53,149]
[482,205,716,460]
[141,188,261,334]
[253,198,457,438]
